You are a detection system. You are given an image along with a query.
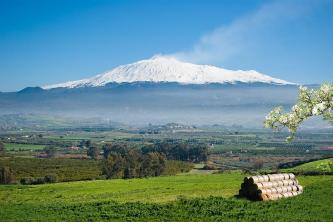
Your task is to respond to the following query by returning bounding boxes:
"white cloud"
[171,0,320,65]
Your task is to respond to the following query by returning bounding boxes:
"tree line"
[0,140,207,184]
[100,142,208,179]
[102,144,166,179]
[141,142,208,162]
[84,140,208,163]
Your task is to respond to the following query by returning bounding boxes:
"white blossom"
[264,83,333,141]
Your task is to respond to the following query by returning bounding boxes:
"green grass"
[4,143,45,151]
[179,163,218,175]
[0,173,332,221]
[0,173,244,204]
[43,131,136,141]
[283,158,333,173]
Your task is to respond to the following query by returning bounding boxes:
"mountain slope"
[43,56,292,89]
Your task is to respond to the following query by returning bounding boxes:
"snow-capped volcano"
[43,56,292,89]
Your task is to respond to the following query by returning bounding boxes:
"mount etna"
[0,56,304,127]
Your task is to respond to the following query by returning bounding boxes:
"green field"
[4,143,45,151]
[1,173,332,221]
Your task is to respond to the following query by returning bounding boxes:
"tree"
[78,140,86,149]
[150,152,166,176]
[44,146,58,158]
[102,154,125,179]
[78,140,92,149]
[102,143,128,159]
[189,144,208,162]
[123,149,141,179]
[101,144,167,179]
[0,141,5,155]
[87,146,99,160]
[264,83,333,141]
[140,152,166,177]
[0,166,16,184]
[85,140,92,148]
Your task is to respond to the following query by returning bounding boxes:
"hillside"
[0,173,332,221]
[283,158,333,174]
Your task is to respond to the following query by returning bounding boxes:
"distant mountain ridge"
[43,56,293,89]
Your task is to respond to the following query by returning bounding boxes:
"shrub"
[20,177,33,185]
[44,174,58,183]
[20,175,58,185]
[33,177,46,185]
[23,177,45,185]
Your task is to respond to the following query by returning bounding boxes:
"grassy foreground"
[1,173,333,221]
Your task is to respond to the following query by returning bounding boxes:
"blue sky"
[0,0,332,91]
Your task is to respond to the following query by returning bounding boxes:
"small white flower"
[312,103,326,115]
[321,84,330,94]
[292,105,298,112]
[299,86,308,91]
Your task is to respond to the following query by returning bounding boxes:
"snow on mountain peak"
[43,56,293,89]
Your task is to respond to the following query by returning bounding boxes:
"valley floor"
[1,173,332,221]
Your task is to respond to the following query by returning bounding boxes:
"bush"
[20,175,58,185]
[20,177,33,185]
[20,177,45,185]
[44,174,58,183]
